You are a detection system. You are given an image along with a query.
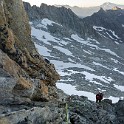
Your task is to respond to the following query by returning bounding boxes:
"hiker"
[96,92,103,103]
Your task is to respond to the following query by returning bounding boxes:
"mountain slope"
[83,8,124,43]
[24,2,99,39]
[23,2,124,102]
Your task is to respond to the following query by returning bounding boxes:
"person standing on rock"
[96,92,103,103]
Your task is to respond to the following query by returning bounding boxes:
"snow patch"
[101,48,118,56]
[34,43,51,56]
[113,68,124,75]
[114,84,124,92]
[53,46,73,56]
[81,71,113,84]
[41,18,62,27]
[51,60,95,73]
[29,21,33,25]
[93,61,110,70]
[31,27,66,46]
[93,26,120,40]
[56,83,119,103]
[56,83,96,101]
[111,58,118,64]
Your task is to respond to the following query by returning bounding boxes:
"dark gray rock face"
[67,95,124,124]
[0,93,124,124]
[24,2,124,42]
[115,100,124,124]
[0,105,67,124]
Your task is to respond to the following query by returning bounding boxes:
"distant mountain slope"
[24,2,99,39]
[56,2,124,17]
[83,8,124,42]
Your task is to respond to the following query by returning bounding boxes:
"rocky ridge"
[0,0,66,123]
[0,0,60,104]
[24,2,124,42]
[83,8,124,42]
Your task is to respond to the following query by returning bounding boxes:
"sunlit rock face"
[0,0,60,104]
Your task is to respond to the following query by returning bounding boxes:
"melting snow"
[29,21,33,25]
[56,83,96,101]
[114,84,124,92]
[53,46,73,56]
[93,26,105,31]
[32,27,66,46]
[113,68,124,75]
[87,38,100,44]
[93,26,120,40]
[71,34,120,58]
[36,23,47,29]
[81,71,113,84]
[31,18,62,29]
[56,83,119,103]
[34,43,51,56]
[41,18,62,27]
[31,20,123,103]
[51,60,95,72]
[111,58,118,64]
[93,61,110,70]
[101,48,118,57]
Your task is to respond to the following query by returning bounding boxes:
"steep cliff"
[0,0,60,103]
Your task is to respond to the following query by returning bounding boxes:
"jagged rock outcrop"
[23,2,99,39]
[24,2,124,42]
[0,93,124,124]
[0,0,64,123]
[0,105,67,124]
[0,0,60,103]
[67,95,124,124]
[83,8,124,42]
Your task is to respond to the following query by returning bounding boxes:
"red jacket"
[96,93,103,100]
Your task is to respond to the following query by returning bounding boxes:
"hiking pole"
[66,103,69,124]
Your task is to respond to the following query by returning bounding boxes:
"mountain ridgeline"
[24,2,124,43]
[83,8,124,42]
[24,2,99,39]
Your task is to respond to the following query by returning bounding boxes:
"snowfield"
[30,18,124,103]
[56,83,119,103]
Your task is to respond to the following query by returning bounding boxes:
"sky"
[23,0,124,7]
